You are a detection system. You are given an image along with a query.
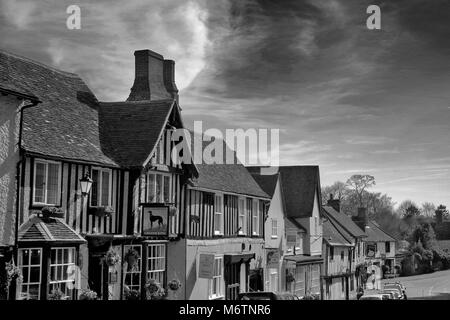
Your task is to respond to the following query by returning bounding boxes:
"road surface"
[381,269,450,300]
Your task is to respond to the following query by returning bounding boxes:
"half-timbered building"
[0,49,197,300]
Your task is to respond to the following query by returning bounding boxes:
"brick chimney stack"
[327,193,341,213]
[352,207,368,231]
[127,49,178,102]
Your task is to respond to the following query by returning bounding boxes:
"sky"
[1,0,449,207]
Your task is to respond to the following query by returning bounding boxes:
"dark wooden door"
[225,263,241,300]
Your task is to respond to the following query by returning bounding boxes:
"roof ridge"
[99,99,175,105]
[0,49,81,78]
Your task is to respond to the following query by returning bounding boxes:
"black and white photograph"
[0,0,449,308]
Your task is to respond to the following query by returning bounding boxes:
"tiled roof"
[247,169,279,197]
[279,166,321,218]
[364,221,396,242]
[189,134,269,198]
[323,217,353,246]
[99,100,175,168]
[18,216,86,243]
[284,255,323,264]
[0,50,119,166]
[323,206,366,238]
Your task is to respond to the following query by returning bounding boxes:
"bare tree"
[346,174,376,208]
[421,202,436,217]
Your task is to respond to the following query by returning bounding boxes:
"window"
[209,256,224,299]
[147,244,166,286]
[341,251,344,261]
[314,217,318,235]
[214,194,224,235]
[385,242,391,253]
[329,246,334,260]
[33,160,61,206]
[91,168,112,207]
[252,199,259,235]
[271,219,278,238]
[49,247,76,299]
[147,172,172,203]
[123,245,142,295]
[269,269,278,292]
[310,265,321,294]
[17,248,42,300]
[238,198,246,235]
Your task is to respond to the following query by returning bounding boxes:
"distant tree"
[397,200,421,218]
[321,181,348,205]
[421,202,436,217]
[346,175,376,208]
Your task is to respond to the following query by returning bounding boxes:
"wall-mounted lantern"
[80,172,93,197]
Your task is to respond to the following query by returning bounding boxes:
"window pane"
[28,285,40,300]
[30,249,41,265]
[163,175,171,203]
[91,170,99,206]
[148,174,156,202]
[47,163,59,204]
[101,171,110,206]
[155,175,162,202]
[34,163,46,203]
[30,267,40,283]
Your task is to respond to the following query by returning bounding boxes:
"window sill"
[271,235,278,239]
[214,232,224,236]
[209,295,224,300]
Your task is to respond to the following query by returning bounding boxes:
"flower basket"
[124,289,140,300]
[168,279,181,291]
[124,249,140,270]
[48,288,66,300]
[5,262,23,286]
[79,289,98,300]
[103,249,121,267]
[41,206,65,219]
[145,279,166,300]
[89,206,114,218]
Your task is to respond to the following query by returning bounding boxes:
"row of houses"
[0,48,396,300]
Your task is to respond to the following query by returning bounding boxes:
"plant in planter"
[41,206,64,219]
[48,288,66,300]
[124,248,140,271]
[102,249,121,267]
[168,279,181,291]
[124,289,140,300]
[89,206,114,218]
[79,289,98,300]
[145,279,166,300]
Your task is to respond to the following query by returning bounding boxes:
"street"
[381,269,450,300]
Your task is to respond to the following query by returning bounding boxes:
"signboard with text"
[198,254,215,279]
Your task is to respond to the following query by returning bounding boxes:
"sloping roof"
[284,255,323,264]
[322,217,353,246]
[322,206,366,238]
[364,221,396,242]
[279,166,321,218]
[18,216,86,243]
[99,100,175,168]
[188,133,269,198]
[0,49,119,166]
[247,170,279,197]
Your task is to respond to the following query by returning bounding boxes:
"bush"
[79,289,98,300]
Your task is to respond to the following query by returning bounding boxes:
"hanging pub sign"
[266,249,280,267]
[141,205,169,236]
[198,254,215,279]
[366,244,376,258]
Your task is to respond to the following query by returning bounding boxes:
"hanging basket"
[124,249,140,269]
[102,249,121,267]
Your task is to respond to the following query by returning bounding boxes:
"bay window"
[208,256,224,299]
[33,160,61,206]
[147,172,172,203]
[17,248,42,300]
[238,197,246,235]
[49,247,76,299]
[91,168,112,207]
[147,244,166,286]
[214,194,224,235]
[252,199,259,235]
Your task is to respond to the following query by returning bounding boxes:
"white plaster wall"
[0,95,23,246]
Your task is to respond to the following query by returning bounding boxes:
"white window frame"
[17,248,42,300]
[32,159,62,206]
[147,244,166,286]
[147,172,172,203]
[123,244,142,295]
[252,199,259,236]
[269,268,278,293]
[238,197,246,235]
[90,167,112,207]
[49,247,76,299]
[214,193,224,236]
[271,219,278,238]
[208,255,224,300]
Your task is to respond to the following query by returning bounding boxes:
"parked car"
[379,292,394,300]
[238,292,300,300]
[381,289,401,299]
[359,294,388,300]
[384,282,407,299]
